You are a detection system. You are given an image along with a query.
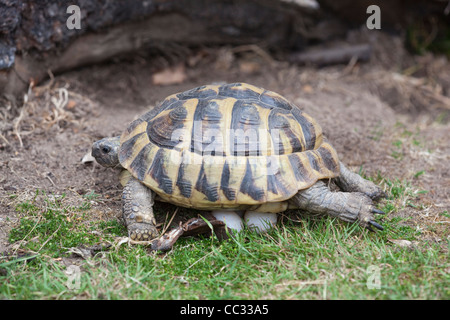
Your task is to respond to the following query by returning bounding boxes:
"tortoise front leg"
[333,162,385,200]
[290,180,385,231]
[122,176,158,241]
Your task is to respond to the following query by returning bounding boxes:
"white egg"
[211,211,244,232]
[244,211,278,233]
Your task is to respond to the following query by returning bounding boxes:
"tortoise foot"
[128,223,159,241]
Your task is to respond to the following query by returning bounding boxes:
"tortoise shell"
[118,83,340,209]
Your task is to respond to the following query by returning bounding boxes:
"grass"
[1,182,449,300]
[7,190,118,257]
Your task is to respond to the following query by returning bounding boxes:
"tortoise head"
[92,136,121,167]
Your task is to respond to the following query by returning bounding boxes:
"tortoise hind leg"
[290,180,384,231]
[333,162,386,201]
[122,176,158,241]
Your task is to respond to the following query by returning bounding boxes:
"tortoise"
[92,82,385,244]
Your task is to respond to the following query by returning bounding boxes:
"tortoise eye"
[102,146,111,154]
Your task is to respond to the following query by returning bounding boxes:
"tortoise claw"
[372,190,388,201]
[371,208,386,215]
[368,221,384,231]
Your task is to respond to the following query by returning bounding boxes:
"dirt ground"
[1,30,449,253]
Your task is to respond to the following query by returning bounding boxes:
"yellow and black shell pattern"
[119,83,340,209]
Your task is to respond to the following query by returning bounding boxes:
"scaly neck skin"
[91,136,121,167]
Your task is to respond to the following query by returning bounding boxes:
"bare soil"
[1,30,449,253]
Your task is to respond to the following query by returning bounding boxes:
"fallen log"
[0,0,320,100]
[289,43,371,66]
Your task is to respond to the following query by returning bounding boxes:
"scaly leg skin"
[122,176,158,241]
[291,181,385,231]
[334,162,386,201]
